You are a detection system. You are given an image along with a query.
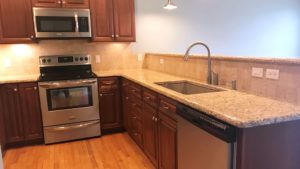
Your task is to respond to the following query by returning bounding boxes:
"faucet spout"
[184,41,212,84]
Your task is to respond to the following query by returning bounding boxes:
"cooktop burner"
[38,54,96,82]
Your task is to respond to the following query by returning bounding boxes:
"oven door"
[33,8,91,38]
[38,78,99,126]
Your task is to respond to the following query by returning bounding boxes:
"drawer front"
[143,89,158,108]
[129,84,142,99]
[159,96,177,116]
[99,77,119,91]
[130,98,143,120]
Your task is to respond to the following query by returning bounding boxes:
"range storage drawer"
[43,120,101,144]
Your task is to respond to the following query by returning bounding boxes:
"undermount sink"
[155,80,224,95]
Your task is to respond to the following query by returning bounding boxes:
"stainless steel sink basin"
[155,81,224,95]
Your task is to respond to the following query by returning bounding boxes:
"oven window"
[47,86,93,111]
[36,16,75,32]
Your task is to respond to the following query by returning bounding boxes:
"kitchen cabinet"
[0,93,6,155]
[158,96,177,169]
[90,0,135,42]
[0,0,35,43]
[0,83,43,146]
[121,79,143,147]
[142,89,159,167]
[99,77,122,133]
[31,0,89,8]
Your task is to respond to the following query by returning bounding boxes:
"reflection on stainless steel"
[184,42,213,84]
[155,80,224,95]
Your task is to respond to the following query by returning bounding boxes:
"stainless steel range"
[38,54,101,144]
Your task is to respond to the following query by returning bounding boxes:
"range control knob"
[47,59,51,63]
[84,57,88,61]
[75,57,79,61]
[42,59,46,63]
[80,57,83,61]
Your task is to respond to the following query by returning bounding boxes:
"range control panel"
[39,54,91,67]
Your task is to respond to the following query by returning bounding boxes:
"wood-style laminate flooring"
[4,133,155,169]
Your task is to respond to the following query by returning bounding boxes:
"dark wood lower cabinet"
[142,103,158,167]
[99,77,123,133]
[158,112,177,169]
[0,82,43,148]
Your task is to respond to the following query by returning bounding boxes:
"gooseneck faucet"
[184,41,212,84]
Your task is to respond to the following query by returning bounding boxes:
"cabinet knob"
[57,0,61,4]
[100,94,103,97]
[125,97,129,100]
[115,35,119,38]
[145,96,150,100]
[34,87,37,90]
[152,116,155,121]
[14,88,18,92]
[62,0,66,4]
[163,106,169,110]
[111,35,115,38]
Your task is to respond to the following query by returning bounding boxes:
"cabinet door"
[0,84,24,143]
[90,0,114,41]
[122,79,130,130]
[19,83,43,141]
[158,112,177,169]
[31,0,62,7]
[113,0,136,42]
[63,0,89,8]
[0,91,6,153]
[99,78,122,132]
[0,0,35,43]
[143,104,158,167]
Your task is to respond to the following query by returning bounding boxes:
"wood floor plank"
[3,133,155,169]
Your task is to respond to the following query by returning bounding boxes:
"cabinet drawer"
[129,83,142,99]
[99,77,119,91]
[143,89,158,108]
[130,98,142,120]
[159,96,177,116]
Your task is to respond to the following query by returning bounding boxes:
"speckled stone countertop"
[0,74,39,84]
[1,70,300,128]
[95,69,300,128]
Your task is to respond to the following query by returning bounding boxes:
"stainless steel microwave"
[33,8,92,38]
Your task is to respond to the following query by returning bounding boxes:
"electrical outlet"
[251,67,263,78]
[160,58,164,64]
[4,58,12,68]
[266,69,280,80]
[137,53,144,62]
[95,55,101,63]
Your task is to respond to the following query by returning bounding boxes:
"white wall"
[132,0,300,58]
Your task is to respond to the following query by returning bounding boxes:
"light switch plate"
[266,69,280,80]
[160,58,164,64]
[251,67,264,78]
[95,55,101,63]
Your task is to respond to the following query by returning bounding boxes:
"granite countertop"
[1,69,300,128]
[95,69,300,128]
[0,74,39,84]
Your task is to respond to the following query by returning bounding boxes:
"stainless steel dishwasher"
[177,104,237,169]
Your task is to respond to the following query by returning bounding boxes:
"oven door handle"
[45,121,100,132]
[39,80,97,89]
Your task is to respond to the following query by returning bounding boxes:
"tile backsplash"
[0,40,142,77]
[143,53,300,106]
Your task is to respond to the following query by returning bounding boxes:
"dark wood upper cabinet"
[0,84,24,143]
[32,0,89,8]
[0,0,35,44]
[91,0,135,42]
[31,0,62,8]
[113,0,135,42]
[99,77,122,133]
[63,0,89,8]
[19,83,43,141]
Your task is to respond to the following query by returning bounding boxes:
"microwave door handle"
[74,12,79,33]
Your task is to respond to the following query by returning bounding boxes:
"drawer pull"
[152,116,155,121]
[145,96,151,100]
[14,88,18,92]
[126,97,129,100]
[163,106,169,110]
